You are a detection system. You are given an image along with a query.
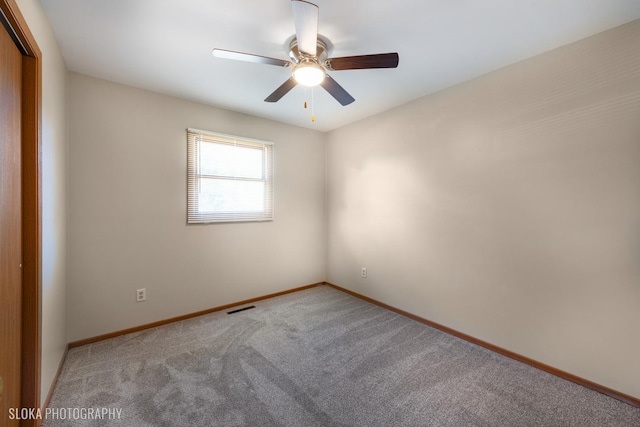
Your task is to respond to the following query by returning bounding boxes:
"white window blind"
[187,129,274,223]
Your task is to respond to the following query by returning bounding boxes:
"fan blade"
[326,53,399,70]
[265,77,298,102]
[291,0,318,56]
[213,48,290,67]
[320,75,355,106]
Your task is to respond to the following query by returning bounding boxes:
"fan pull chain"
[311,88,315,123]
[301,88,315,123]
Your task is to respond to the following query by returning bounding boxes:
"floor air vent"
[227,305,256,314]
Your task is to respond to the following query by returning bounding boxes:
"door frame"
[0,0,41,425]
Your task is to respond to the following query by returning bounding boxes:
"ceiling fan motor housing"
[288,37,329,64]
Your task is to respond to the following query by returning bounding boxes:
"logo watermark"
[8,407,122,421]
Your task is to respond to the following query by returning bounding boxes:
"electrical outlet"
[361,267,367,278]
[136,288,146,302]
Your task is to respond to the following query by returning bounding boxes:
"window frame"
[187,128,274,224]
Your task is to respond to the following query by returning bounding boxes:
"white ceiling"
[41,0,640,132]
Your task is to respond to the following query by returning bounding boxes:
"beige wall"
[66,73,326,341]
[326,20,640,398]
[15,0,68,405]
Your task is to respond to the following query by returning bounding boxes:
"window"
[187,129,273,223]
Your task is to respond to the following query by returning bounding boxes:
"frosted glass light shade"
[293,62,325,87]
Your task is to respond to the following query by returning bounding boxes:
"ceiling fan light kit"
[212,0,399,107]
[293,60,326,87]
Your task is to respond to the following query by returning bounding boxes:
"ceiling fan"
[212,0,399,106]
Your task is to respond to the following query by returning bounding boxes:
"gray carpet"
[44,285,640,426]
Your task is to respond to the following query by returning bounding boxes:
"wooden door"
[0,15,23,426]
